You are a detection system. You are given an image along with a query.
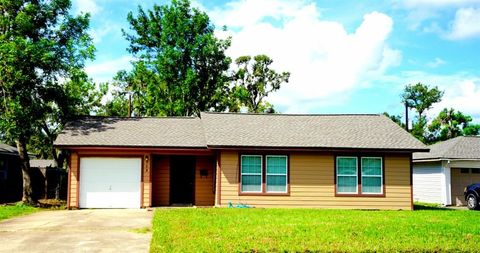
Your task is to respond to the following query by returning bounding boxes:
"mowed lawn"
[151,207,480,252]
[0,204,37,221]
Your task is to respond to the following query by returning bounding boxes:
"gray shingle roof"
[54,117,206,148]
[413,136,480,161]
[55,113,427,151]
[201,112,427,151]
[0,143,18,156]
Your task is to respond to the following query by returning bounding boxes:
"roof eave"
[413,157,480,163]
[54,144,209,150]
[206,145,429,153]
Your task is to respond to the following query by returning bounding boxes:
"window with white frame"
[240,155,262,192]
[240,154,289,194]
[266,155,288,193]
[336,156,383,195]
[361,157,383,194]
[336,157,358,194]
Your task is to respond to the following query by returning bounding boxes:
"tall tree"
[402,83,444,119]
[0,0,94,204]
[117,0,232,116]
[401,83,443,141]
[230,55,290,113]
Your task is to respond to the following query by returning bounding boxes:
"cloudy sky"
[73,0,480,122]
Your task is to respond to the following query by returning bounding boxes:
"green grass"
[0,203,38,221]
[151,207,480,252]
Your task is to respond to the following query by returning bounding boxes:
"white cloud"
[426,57,446,68]
[74,0,102,16]
[447,7,480,39]
[90,21,123,44]
[402,0,480,8]
[210,0,399,113]
[85,56,132,83]
[399,0,480,39]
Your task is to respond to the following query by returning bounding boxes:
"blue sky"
[73,0,480,122]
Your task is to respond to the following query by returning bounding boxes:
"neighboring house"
[413,136,480,206]
[0,143,22,203]
[54,113,427,210]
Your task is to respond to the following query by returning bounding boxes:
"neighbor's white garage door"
[79,157,141,208]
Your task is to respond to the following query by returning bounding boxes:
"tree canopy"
[426,108,480,143]
[402,83,444,118]
[115,0,232,116]
[0,0,95,203]
[230,55,290,113]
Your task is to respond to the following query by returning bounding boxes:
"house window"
[336,157,358,194]
[0,159,7,181]
[266,156,288,193]
[240,155,262,192]
[361,157,383,194]
[336,156,384,196]
[240,154,289,194]
[472,168,480,174]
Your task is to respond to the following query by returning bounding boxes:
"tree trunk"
[16,137,37,205]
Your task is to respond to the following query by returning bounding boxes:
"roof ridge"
[201,112,381,117]
[74,115,199,120]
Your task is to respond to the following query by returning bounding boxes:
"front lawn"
[151,207,480,252]
[0,204,38,221]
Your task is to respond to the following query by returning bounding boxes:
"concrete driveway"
[0,209,153,253]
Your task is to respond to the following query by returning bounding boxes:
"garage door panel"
[79,157,141,208]
[451,168,480,206]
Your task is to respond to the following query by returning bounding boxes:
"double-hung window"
[361,157,383,194]
[240,155,288,194]
[240,155,262,192]
[336,157,358,194]
[266,156,288,193]
[336,156,383,195]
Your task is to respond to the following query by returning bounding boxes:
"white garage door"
[79,157,142,208]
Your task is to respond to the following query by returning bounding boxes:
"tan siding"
[68,152,79,208]
[142,154,152,207]
[195,157,215,206]
[152,156,170,206]
[220,151,412,210]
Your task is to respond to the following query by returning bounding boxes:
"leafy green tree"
[383,112,406,129]
[230,55,290,113]
[402,83,444,119]
[117,0,232,116]
[0,0,94,203]
[30,75,105,165]
[401,83,443,142]
[464,124,480,136]
[427,108,479,143]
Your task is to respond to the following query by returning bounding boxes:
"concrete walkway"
[0,209,153,253]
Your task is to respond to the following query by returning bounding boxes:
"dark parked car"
[464,183,480,210]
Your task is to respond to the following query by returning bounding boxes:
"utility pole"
[128,92,132,117]
[405,102,409,132]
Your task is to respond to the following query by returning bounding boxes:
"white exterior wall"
[413,162,445,205]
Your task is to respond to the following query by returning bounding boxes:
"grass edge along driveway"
[0,204,38,221]
[151,206,480,252]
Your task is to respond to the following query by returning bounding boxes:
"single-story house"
[54,112,427,210]
[0,143,22,203]
[413,136,480,206]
